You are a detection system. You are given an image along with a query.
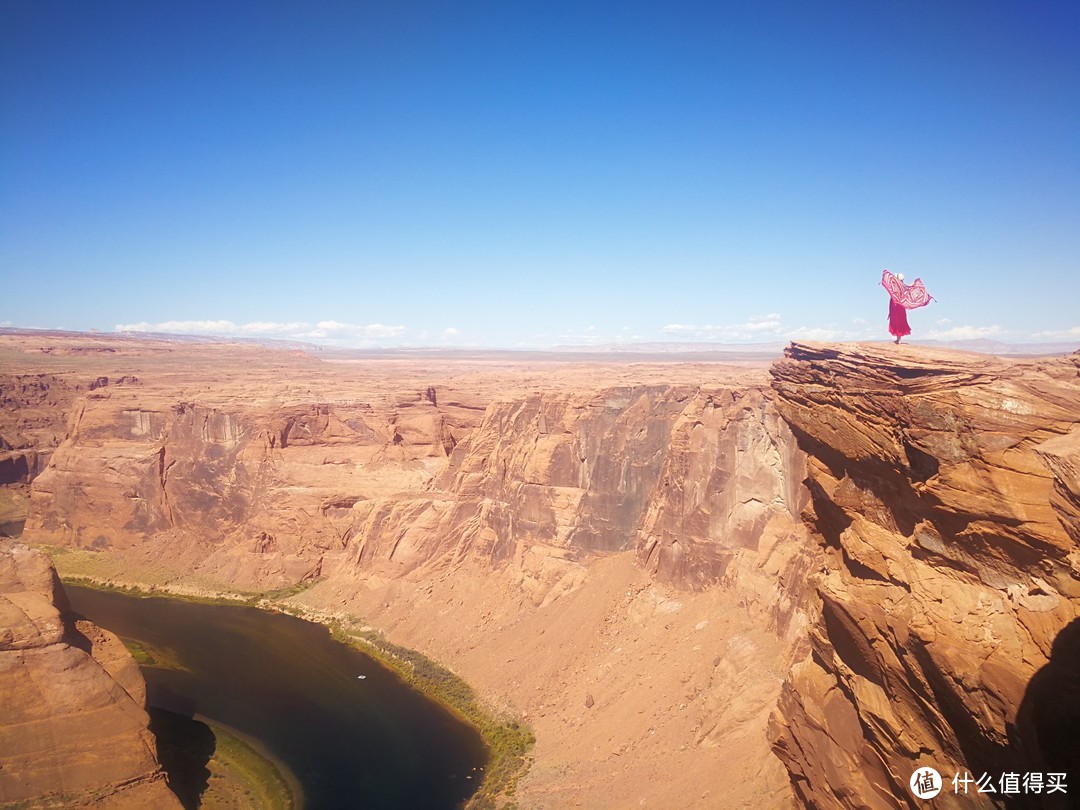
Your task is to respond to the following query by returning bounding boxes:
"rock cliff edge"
[768,342,1080,809]
[0,538,181,808]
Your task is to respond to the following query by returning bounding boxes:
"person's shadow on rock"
[148,707,215,809]
[1009,618,1080,809]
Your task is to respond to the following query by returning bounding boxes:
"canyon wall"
[301,381,817,808]
[25,370,810,611]
[768,342,1080,809]
[27,387,469,588]
[0,373,82,534]
[0,538,180,808]
[5,337,815,808]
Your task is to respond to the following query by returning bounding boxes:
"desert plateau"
[0,330,1077,809]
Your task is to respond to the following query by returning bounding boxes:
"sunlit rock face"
[25,373,809,602]
[424,384,806,592]
[768,342,1080,809]
[0,539,181,808]
[635,386,808,590]
[25,388,476,588]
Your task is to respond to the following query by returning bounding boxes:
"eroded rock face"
[768,342,1080,809]
[636,386,808,591]
[0,539,181,808]
[329,383,811,607]
[0,374,81,527]
[27,389,476,588]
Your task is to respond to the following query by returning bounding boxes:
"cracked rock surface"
[768,342,1080,809]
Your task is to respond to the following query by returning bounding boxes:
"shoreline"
[197,713,304,810]
[48,551,532,808]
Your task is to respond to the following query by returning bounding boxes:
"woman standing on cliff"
[887,287,910,344]
[881,269,932,344]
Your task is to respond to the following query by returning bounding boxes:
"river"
[65,585,486,810]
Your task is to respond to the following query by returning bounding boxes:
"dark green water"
[66,586,486,810]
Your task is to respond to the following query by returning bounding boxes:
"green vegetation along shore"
[202,716,300,810]
[326,620,534,810]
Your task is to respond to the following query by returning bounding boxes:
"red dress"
[888,298,910,338]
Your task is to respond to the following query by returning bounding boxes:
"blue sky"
[2,1,1077,347]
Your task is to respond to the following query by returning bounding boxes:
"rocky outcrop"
[0,539,181,808]
[768,342,1080,808]
[279,381,815,634]
[0,374,78,461]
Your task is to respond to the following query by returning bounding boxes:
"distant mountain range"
[1,327,1076,358]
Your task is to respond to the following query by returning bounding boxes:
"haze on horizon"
[2,2,1077,350]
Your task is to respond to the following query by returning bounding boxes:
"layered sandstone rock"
[0,539,181,808]
[285,378,817,647]
[768,342,1080,809]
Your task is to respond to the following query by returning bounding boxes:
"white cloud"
[661,313,784,341]
[114,319,314,336]
[786,326,853,341]
[363,323,406,338]
[315,321,406,337]
[118,320,222,334]
[745,313,782,331]
[242,321,310,334]
[115,319,408,346]
[926,324,1003,340]
[443,327,460,337]
[1031,326,1080,340]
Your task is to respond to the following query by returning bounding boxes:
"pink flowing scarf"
[881,269,932,309]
